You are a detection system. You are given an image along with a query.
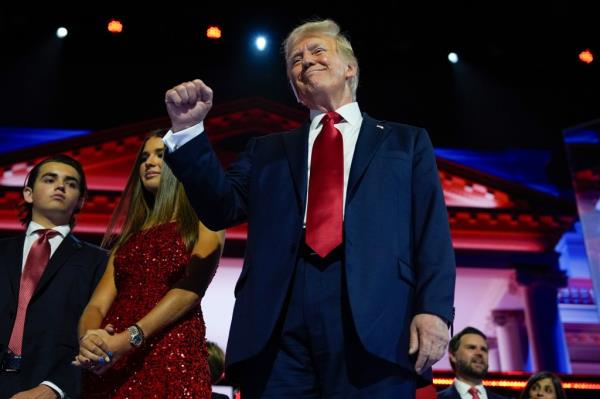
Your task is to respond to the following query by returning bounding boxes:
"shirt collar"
[27,221,70,238]
[309,102,362,131]
[454,378,484,396]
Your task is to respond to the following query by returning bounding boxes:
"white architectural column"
[492,309,531,371]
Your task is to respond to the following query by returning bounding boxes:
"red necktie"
[468,387,481,399]
[305,112,344,258]
[8,229,60,355]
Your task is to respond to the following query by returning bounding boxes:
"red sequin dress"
[83,222,211,398]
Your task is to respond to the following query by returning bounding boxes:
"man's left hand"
[10,384,58,399]
[408,313,449,374]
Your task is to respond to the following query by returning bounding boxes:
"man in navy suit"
[163,19,455,399]
[438,327,510,399]
[0,155,107,398]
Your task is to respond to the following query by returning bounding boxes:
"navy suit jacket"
[166,114,456,377]
[0,233,107,398]
[437,384,511,399]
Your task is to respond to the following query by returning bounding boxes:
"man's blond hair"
[283,19,359,99]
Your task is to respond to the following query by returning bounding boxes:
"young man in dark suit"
[438,327,510,399]
[0,155,107,399]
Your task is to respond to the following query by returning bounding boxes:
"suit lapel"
[32,234,82,298]
[281,114,389,213]
[6,235,25,300]
[453,385,461,399]
[282,122,310,215]
[346,114,390,205]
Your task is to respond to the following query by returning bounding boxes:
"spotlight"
[579,49,594,64]
[207,26,222,40]
[108,19,124,34]
[56,27,68,39]
[448,52,459,64]
[255,36,267,51]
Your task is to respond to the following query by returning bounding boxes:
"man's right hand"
[165,79,213,132]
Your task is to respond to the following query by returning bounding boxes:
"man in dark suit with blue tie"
[163,18,455,399]
[0,155,107,398]
[438,327,510,399]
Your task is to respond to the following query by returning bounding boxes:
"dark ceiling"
[1,2,598,162]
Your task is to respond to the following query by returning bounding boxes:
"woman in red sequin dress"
[74,132,224,398]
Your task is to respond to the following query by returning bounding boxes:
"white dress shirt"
[305,102,362,222]
[163,102,364,224]
[454,378,488,399]
[22,222,70,271]
[23,221,71,399]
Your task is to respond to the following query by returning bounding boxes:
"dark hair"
[448,326,487,371]
[520,372,567,399]
[102,130,199,252]
[207,341,225,384]
[18,154,87,227]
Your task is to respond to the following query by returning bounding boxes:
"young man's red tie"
[8,229,59,354]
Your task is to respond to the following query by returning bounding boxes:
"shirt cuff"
[163,121,205,152]
[41,381,64,398]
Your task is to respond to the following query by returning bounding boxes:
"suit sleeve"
[411,129,456,324]
[45,248,108,397]
[165,133,255,231]
[88,248,109,298]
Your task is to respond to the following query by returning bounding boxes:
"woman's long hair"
[102,130,199,252]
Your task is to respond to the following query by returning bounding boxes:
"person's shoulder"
[255,119,311,142]
[363,114,427,136]
[486,389,512,399]
[256,131,287,142]
[0,233,24,248]
[380,120,424,132]
[436,385,458,399]
[67,234,108,256]
[259,129,304,142]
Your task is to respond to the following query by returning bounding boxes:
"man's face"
[450,333,489,380]
[23,162,83,224]
[287,35,356,108]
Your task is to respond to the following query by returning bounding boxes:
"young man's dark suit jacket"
[166,114,456,380]
[437,384,511,399]
[0,233,107,398]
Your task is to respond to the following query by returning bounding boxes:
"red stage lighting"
[207,25,222,40]
[579,49,593,64]
[433,377,600,391]
[108,19,123,34]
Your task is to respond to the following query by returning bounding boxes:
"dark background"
[1,2,599,183]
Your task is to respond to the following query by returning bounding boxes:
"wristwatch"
[127,324,144,347]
